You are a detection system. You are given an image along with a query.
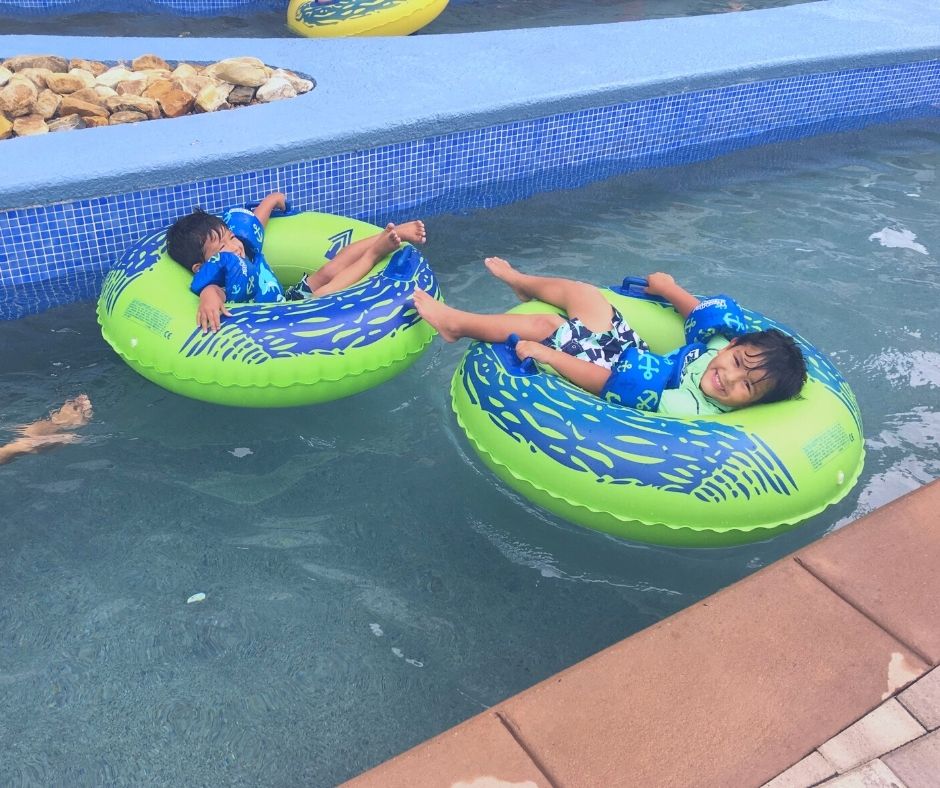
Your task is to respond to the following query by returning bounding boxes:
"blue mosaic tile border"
[0,0,285,15]
[2,58,939,319]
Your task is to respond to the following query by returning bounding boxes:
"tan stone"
[59,95,110,119]
[818,699,925,773]
[142,78,175,103]
[156,88,195,118]
[0,77,39,117]
[3,55,68,73]
[271,68,314,94]
[67,68,96,89]
[109,110,148,125]
[83,115,109,129]
[16,67,53,89]
[45,72,87,94]
[69,58,108,77]
[0,114,13,139]
[34,88,61,119]
[0,66,12,87]
[69,87,108,107]
[105,94,160,119]
[171,63,198,80]
[257,76,297,103]
[194,82,232,113]
[173,74,212,98]
[226,85,255,105]
[12,113,48,136]
[115,78,149,96]
[94,85,118,99]
[205,57,270,88]
[132,54,170,72]
[48,113,87,133]
[96,66,136,89]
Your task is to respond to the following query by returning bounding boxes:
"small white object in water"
[369,623,384,637]
[229,447,253,458]
[868,227,928,255]
[186,592,206,604]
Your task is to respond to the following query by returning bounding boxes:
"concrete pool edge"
[345,479,940,786]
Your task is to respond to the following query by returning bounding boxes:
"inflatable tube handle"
[245,199,300,217]
[384,246,422,281]
[495,333,537,376]
[614,276,668,303]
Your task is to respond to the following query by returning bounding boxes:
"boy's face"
[699,340,773,409]
[195,227,245,271]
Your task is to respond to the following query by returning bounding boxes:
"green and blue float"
[451,278,865,547]
[97,210,440,407]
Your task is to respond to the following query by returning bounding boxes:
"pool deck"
[346,479,940,786]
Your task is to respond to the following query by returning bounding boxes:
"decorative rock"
[0,77,39,117]
[69,87,108,107]
[1,53,315,141]
[115,78,149,96]
[256,76,297,104]
[105,94,161,120]
[109,110,148,125]
[17,67,53,89]
[45,72,89,94]
[156,88,195,118]
[195,82,233,113]
[48,114,87,133]
[3,55,68,73]
[206,57,270,88]
[34,88,62,119]
[271,68,315,94]
[96,66,136,89]
[12,114,48,136]
[132,54,170,72]
[70,59,108,77]
[58,95,110,119]
[226,85,256,105]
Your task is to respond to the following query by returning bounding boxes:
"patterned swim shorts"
[542,307,648,370]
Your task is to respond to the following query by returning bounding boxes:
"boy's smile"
[201,227,245,262]
[699,341,773,408]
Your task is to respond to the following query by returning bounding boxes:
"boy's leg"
[485,257,614,333]
[304,220,426,292]
[412,289,563,343]
[311,225,401,297]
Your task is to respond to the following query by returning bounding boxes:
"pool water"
[1,118,938,785]
[0,0,814,37]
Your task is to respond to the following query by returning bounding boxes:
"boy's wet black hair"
[165,208,226,272]
[734,328,808,404]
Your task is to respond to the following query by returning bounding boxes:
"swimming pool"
[0,0,815,36]
[1,118,937,785]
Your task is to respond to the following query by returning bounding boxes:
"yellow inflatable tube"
[288,0,449,37]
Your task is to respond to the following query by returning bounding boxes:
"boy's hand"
[645,272,676,296]
[514,339,550,363]
[197,285,231,333]
[270,191,287,211]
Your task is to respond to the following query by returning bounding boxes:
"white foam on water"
[868,227,928,255]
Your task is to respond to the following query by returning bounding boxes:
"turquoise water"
[1,118,938,785]
[0,0,813,36]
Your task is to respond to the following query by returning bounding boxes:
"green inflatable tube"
[98,211,440,407]
[451,281,865,547]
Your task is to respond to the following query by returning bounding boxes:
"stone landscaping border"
[0,53,314,139]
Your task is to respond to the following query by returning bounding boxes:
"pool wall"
[0,0,285,16]
[1,0,939,318]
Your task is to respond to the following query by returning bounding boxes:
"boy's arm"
[646,273,700,318]
[515,340,612,395]
[251,192,287,229]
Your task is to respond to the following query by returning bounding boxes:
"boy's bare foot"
[393,220,426,245]
[374,224,403,257]
[413,288,461,342]
[484,257,531,302]
[50,394,93,428]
